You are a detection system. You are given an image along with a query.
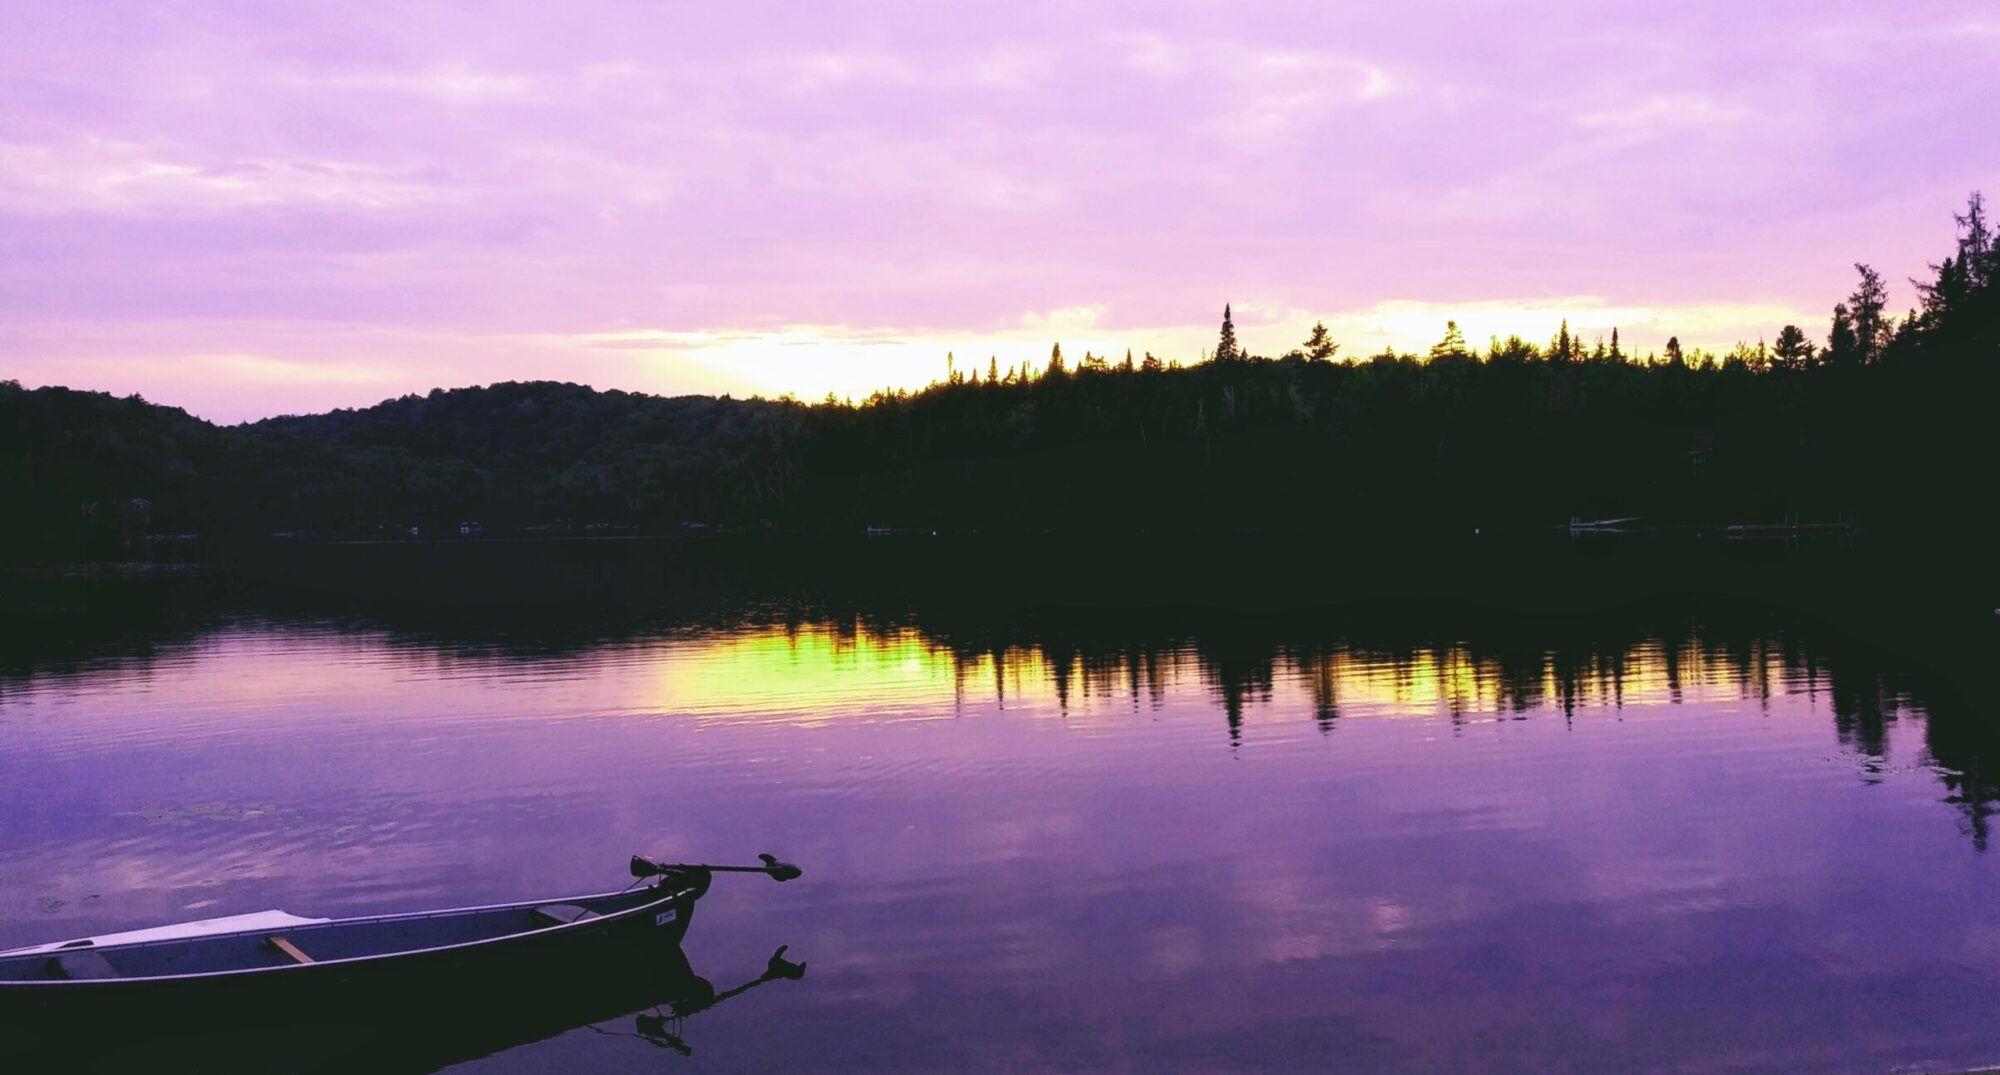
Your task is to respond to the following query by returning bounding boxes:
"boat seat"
[266,935,314,964]
[46,949,120,980]
[531,904,602,927]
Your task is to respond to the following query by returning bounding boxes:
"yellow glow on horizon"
[572,313,1138,402]
[571,296,1822,404]
[11,292,1828,425]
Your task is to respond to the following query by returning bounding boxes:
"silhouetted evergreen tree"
[1215,305,1240,362]
[1772,325,1815,370]
[1303,321,1338,361]
[1430,321,1470,363]
[1908,193,1998,367]
[1723,341,1767,372]
[1549,319,1576,364]
[1827,304,1860,367]
[1846,264,1892,364]
[1487,334,1538,364]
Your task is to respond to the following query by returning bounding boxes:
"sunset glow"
[4,2,1996,420]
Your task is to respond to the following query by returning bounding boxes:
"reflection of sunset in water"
[639,623,1850,734]
[651,625,965,724]
[3,620,1891,741]
[2,606,1996,1073]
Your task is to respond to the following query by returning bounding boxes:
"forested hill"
[3,195,1994,562]
[2,350,1988,561]
[254,385,797,530]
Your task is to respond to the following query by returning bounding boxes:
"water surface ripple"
[2,613,1997,1073]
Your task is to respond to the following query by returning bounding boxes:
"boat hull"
[0,881,702,1041]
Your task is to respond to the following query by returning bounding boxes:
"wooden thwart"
[266,935,313,964]
[531,904,601,927]
[48,949,120,980]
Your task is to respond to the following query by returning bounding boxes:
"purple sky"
[3,1,1995,422]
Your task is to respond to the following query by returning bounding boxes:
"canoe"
[0,884,697,1034]
[8,919,804,1072]
[0,856,806,1071]
[0,855,796,1041]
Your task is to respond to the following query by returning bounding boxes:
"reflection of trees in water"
[1873,643,1996,852]
[1926,703,1997,851]
[7,595,1992,850]
[891,615,1994,850]
[1197,640,1276,749]
[1291,648,1341,732]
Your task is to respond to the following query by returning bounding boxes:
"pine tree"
[1957,191,1991,287]
[1141,352,1164,372]
[1913,193,1997,361]
[1044,342,1065,380]
[1723,341,1765,371]
[1487,334,1538,363]
[1122,348,1135,372]
[1302,320,1338,361]
[1429,320,1470,362]
[1845,263,1891,363]
[1664,336,1685,367]
[988,356,999,384]
[1609,326,1623,363]
[1550,319,1575,364]
[1215,305,1240,362]
[1827,304,1859,367]
[1772,325,1815,370]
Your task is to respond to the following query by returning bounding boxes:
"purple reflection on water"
[1,617,1996,1073]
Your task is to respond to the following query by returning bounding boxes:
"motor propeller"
[755,853,803,882]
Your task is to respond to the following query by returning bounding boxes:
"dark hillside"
[252,382,803,533]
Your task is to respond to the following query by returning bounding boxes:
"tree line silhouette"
[2,194,1992,560]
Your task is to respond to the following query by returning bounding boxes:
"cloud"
[269,64,537,103]
[1573,93,1752,139]
[0,0,1993,417]
[0,139,456,213]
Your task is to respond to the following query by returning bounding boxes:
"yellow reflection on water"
[653,624,961,723]
[643,622,1810,729]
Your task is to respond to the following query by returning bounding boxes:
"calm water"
[3,568,1999,1072]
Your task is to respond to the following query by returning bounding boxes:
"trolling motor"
[630,853,803,883]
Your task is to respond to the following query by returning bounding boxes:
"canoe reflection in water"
[238,923,807,1071]
[1,856,808,1071]
[610,942,809,1057]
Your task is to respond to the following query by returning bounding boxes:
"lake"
[3,542,1997,1072]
